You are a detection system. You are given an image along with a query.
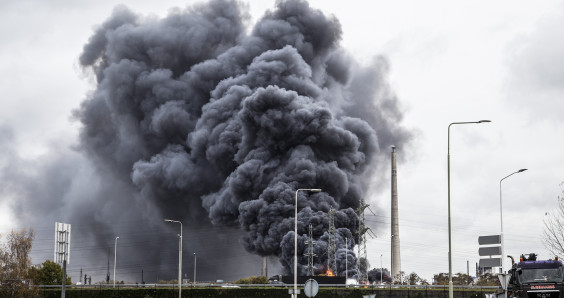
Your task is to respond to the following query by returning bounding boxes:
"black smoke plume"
[368,268,392,283]
[71,0,411,279]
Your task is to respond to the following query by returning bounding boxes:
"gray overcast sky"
[1,0,564,283]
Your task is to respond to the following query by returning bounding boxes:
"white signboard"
[478,235,501,245]
[54,222,71,264]
[479,258,501,268]
[479,246,502,256]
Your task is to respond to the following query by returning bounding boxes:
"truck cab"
[509,254,564,298]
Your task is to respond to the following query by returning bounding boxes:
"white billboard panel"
[54,222,71,264]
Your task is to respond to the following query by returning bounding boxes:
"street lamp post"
[345,237,348,281]
[380,254,383,284]
[500,169,527,274]
[193,253,197,285]
[448,120,490,298]
[113,236,119,288]
[165,219,183,298]
[294,188,321,298]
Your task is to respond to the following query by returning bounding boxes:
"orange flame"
[326,269,334,276]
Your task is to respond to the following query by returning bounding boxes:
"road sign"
[304,279,319,297]
[479,246,502,256]
[479,258,502,267]
[478,235,501,245]
[498,273,511,290]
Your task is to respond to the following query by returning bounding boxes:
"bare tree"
[0,228,37,297]
[432,272,473,286]
[476,273,500,286]
[453,273,474,285]
[433,273,449,285]
[406,272,423,285]
[393,271,407,285]
[543,182,564,257]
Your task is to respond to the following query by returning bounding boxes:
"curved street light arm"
[164,219,183,298]
[447,120,491,298]
[499,168,528,274]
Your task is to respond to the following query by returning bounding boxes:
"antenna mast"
[304,224,317,276]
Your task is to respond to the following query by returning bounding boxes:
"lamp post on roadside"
[500,169,527,274]
[345,237,348,282]
[165,219,183,298]
[294,188,322,298]
[193,253,197,285]
[447,120,490,298]
[113,236,119,288]
[380,254,383,284]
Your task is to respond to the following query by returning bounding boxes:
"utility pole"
[62,257,67,298]
[356,200,369,283]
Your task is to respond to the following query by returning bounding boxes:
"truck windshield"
[519,268,563,283]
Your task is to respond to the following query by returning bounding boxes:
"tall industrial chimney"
[262,256,268,277]
[391,146,401,281]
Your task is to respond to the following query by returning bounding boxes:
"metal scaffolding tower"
[304,224,317,276]
[357,200,370,283]
[327,208,337,274]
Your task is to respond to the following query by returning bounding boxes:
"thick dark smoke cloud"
[75,0,411,277]
[0,0,414,281]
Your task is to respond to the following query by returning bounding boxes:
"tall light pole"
[500,169,527,274]
[193,253,197,285]
[380,254,383,284]
[165,219,183,298]
[345,237,348,282]
[113,236,119,288]
[294,188,322,298]
[448,120,490,298]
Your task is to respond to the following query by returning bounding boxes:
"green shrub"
[234,275,269,284]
